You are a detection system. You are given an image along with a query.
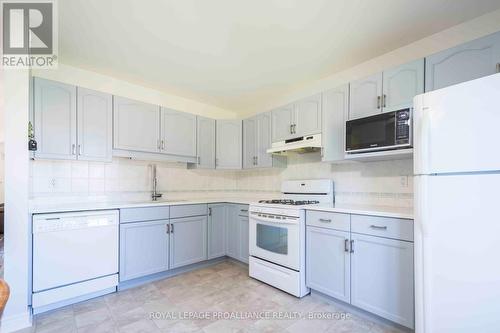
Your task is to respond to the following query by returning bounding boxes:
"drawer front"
[236,204,249,217]
[306,210,350,232]
[351,215,413,241]
[170,204,207,219]
[120,206,170,223]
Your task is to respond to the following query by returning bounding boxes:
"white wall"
[0,69,31,332]
[31,64,237,119]
[246,8,500,116]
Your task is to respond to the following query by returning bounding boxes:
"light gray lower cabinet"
[350,233,414,329]
[169,216,208,269]
[306,226,350,303]
[425,31,500,91]
[321,85,348,162]
[238,215,249,264]
[208,204,226,259]
[225,205,240,259]
[216,120,242,169]
[119,220,169,282]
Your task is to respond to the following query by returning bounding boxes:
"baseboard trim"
[0,310,32,333]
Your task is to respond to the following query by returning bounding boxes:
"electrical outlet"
[400,176,409,188]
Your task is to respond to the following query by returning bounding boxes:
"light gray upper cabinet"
[33,77,77,160]
[194,116,216,169]
[225,204,240,259]
[160,108,196,157]
[238,215,249,264]
[271,96,322,142]
[382,59,424,112]
[271,103,295,142]
[294,93,322,137]
[169,216,208,269]
[119,220,169,282]
[243,117,257,169]
[349,59,424,119]
[350,233,414,329]
[208,204,226,259]
[216,120,242,169]
[113,96,160,153]
[321,85,349,162]
[349,73,383,119]
[425,31,500,91]
[306,226,350,303]
[77,87,113,162]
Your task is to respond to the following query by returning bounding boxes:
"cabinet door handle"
[344,239,349,252]
[370,225,388,230]
[240,209,248,212]
[293,124,297,134]
[350,240,354,253]
[496,63,500,73]
[382,94,387,108]
[377,96,381,109]
[161,140,165,150]
[71,144,76,155]
[290,124,293,134]
[166,224,170,234]
[198,156,201,165]
[319,218,332,223]
[157,140,161,150]
[78,144,82,155]
[208,207,212,216]
[255,156,258,165]
[170,223,174,234]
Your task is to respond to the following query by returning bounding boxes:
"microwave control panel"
[395,109,411,144]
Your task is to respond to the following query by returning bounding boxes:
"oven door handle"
[249,214,299,225]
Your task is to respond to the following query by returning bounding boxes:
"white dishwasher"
[32,210,119,313]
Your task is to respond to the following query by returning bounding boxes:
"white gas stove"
[248,179,334,297]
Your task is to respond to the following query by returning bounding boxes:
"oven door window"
[346,112,395,151]
[256,223,288,255]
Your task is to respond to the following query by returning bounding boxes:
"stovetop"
[258,199,320,206]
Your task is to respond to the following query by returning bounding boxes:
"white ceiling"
[59,0,500,113]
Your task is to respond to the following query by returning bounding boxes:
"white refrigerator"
[414,73,500,333]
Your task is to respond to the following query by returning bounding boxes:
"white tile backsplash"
[29,153,414,208]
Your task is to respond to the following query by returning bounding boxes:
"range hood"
[267,133,322,155]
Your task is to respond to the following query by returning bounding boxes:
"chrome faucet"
[151,164,162,201]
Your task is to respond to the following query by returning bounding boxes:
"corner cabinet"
[33,77,77,160]
[321,85,349,162]
[113,96,160,153]
[425,31,500,91]
[32,78,112,162]
[160,108,196,157]
[216,120,242,169]
[119,219,170,282]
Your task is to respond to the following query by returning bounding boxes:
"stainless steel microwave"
[345,108,412,153]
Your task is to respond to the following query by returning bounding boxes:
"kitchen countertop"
[30,198,413,219]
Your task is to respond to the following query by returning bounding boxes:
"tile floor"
[16,260,406,333]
